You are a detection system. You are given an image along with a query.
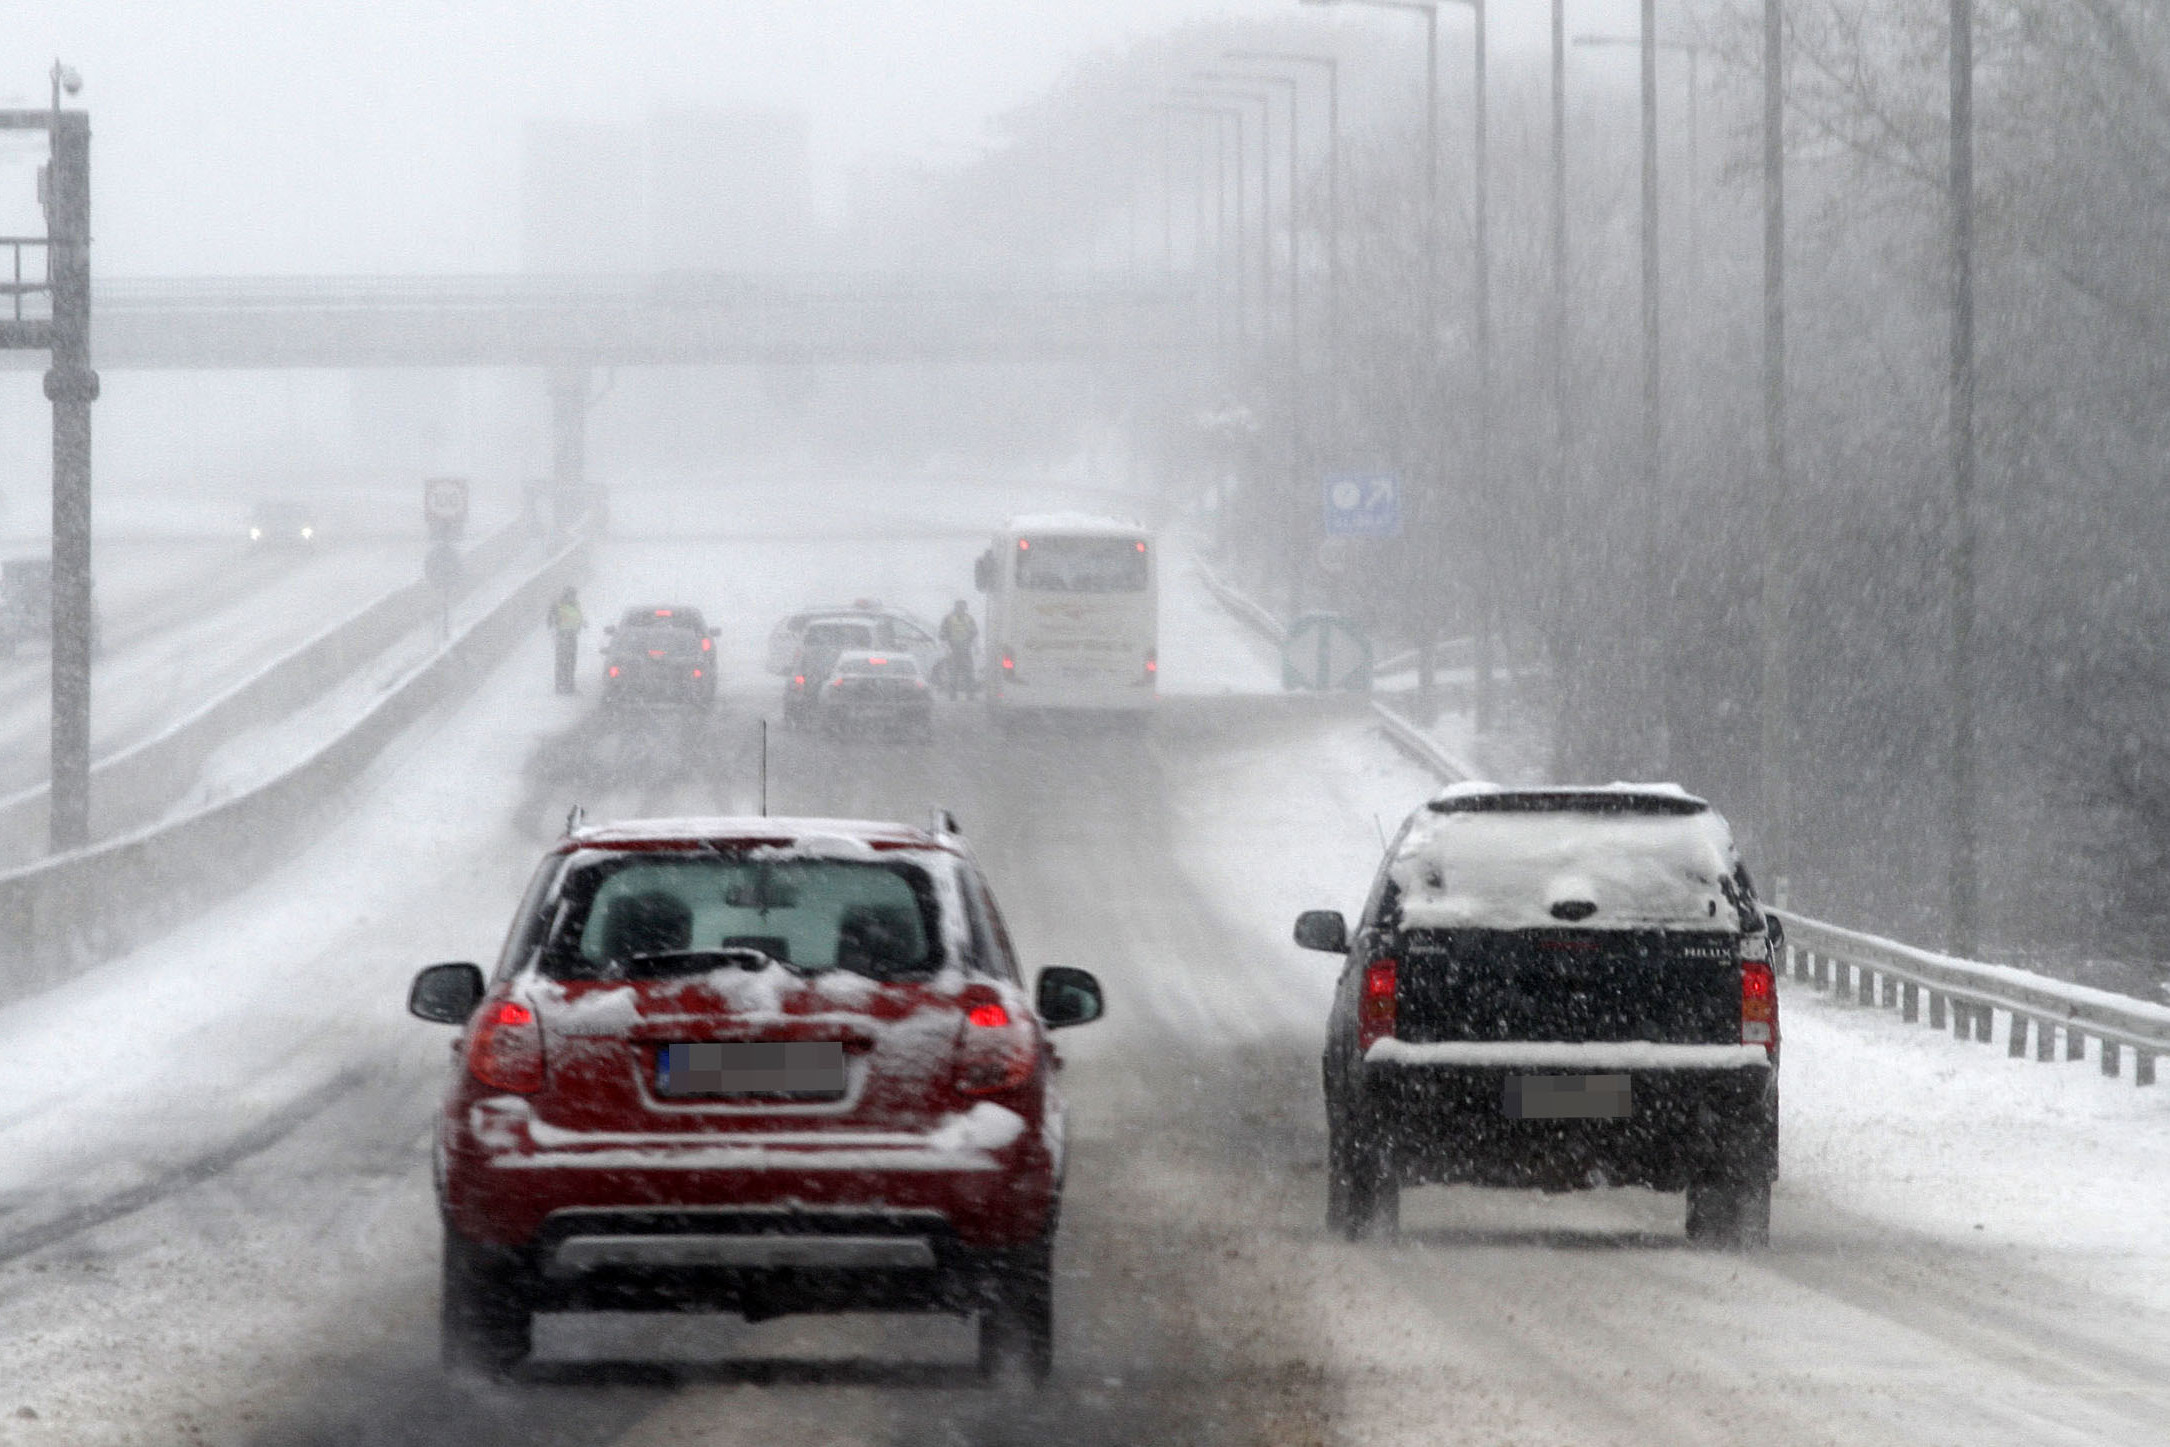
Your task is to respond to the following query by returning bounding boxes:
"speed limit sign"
[424,476,469,524]
[423,476,469,540]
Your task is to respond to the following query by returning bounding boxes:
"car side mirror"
[1293,909,1349,954]
[409,962,486,1024]
[973,551,994,592]
[1035,966,1104,1029]
[603,624,616,635]
[1766,913,1786,952]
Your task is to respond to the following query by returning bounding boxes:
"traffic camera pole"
[46,107,95,852]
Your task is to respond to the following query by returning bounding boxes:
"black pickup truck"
[1295,785,1781,1248]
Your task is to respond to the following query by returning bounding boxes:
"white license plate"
[1503,1074,1632,1119]
[658,1042,846,1099]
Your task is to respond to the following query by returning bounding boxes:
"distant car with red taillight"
[1293,784,1780,1248]
[815,651,934,741]
[599,604,717,708]
[407,814,1103,1381]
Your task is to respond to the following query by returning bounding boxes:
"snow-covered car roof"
[563,816,958,855]
[1391,787,1740,933]
[1003,512,1149,537]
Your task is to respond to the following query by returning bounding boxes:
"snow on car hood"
[1390,808,1739,932]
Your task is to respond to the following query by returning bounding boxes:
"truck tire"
[1329,1105,1399,1243]
[1685,1176,1771,1250]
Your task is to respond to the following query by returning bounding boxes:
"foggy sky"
[8,0,1640,276]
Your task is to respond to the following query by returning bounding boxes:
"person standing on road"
[938,599,979,700]
[547,586,585,694]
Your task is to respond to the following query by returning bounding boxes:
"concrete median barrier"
[0,527,590,1003]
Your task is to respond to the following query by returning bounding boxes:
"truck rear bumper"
[1361,1053,1777,1193]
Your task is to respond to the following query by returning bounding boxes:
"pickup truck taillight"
[468,1000,546,1094]
[1357,959,1398,1051]
[1740,957,1778,1057]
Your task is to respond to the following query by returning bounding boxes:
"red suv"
[407,814,1103,1381]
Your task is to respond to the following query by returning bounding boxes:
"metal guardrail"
[1771,910,2164,1087]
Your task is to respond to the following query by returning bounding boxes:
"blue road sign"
[1321,472,1401,538]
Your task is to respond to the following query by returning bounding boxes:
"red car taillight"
[468,1000,545,1094]
[1144,647,1158,677]
[1000,652,1014,673]
[700,636,712,652]
[955,987,1036,1095]
[1357,959,1398,1052]
[692,668,704,678]
[607,665,620,677]
[1740,955,1778,1057]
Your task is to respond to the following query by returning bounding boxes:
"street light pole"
[1303,0,1443,707]
[1947,0,1979,955]
[1759,0,1790,889]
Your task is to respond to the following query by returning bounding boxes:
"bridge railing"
[1196,556,2168,1091]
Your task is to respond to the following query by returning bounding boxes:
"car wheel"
[1329,1103,1398,1242]
[977,1239,1054,1387]
[440,1226,532,1376]
[1685,1175,1770,1250]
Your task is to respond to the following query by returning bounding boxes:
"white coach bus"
[975,514,1158,720]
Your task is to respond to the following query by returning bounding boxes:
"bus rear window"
[1016,537,1149,593]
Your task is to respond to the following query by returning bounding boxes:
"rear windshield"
[539,853,944,981]
[614,627,696,653]
[1015,537,1149,593]
[839,656,918,677]
[804,622,876,650]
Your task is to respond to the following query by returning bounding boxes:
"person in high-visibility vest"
[546,586,585,694]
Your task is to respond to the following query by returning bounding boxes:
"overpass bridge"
[2,271,1215,526]
[3,271,1213,371]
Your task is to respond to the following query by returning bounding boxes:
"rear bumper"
[439,1101,1058,1250]
[1359,1046,1777,1192]
[508,1207,1041,1315]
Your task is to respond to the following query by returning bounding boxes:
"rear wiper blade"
[621,947,802,976]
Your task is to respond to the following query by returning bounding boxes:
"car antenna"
[565,803,585,836]
[759,719,769,817]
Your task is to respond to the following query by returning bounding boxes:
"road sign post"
[1321,471,1401,539]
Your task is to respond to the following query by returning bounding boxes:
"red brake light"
[700,636,712,651]
[956,988,1034,1095]
[1741,956,1778,1055]
[692,668,703,679]
[1144,648,1158,675]
[607,665,620,677]
[1135,541,1146,552]
[869,655,887,665]
[793,674,805,686]
[1017,539,1030,550]
[648,649,664,659]
[1000,653,1014,672]
[1357,959,1398,1052]
[468,999,545,1094]
[653,608,673,617]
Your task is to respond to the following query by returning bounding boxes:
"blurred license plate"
[1503,1074,1631,1120]
[658,1042,846,1099]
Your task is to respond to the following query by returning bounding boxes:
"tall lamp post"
[1163,103,1243,356]
[1225,50,1340,388]
[1300,0,1446,707]
[1947,0,1978,955]
[1572,7,1665,769]
[1173,85,1275,343]
[1199,69,1307,612]
[1760,0,1790,893]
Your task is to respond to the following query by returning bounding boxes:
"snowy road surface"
[0,481,2165,1446]
[0,536,430,797]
